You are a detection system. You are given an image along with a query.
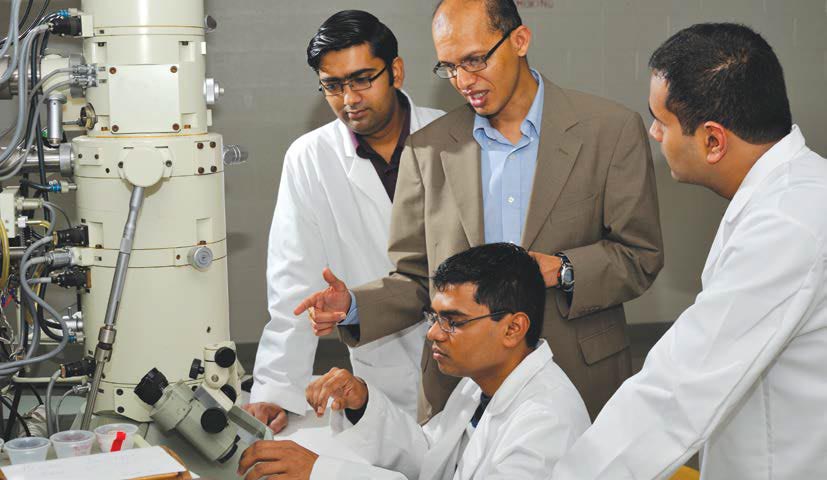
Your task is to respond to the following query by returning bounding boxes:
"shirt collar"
[724,124,806,224]
[473,68,544,148]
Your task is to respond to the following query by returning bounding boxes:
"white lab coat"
[312,341,591,480]
[552,125,827,480]
[250,92,443,417]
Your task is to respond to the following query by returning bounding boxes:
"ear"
[391,56,405,90]
[502,312,530,348]
[702,121,727,166]
[510,25,532,58]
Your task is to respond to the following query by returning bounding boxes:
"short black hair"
[432,243,544,348]
[434,0,522,35]
[306,10,398,83]
[649,23,792,144]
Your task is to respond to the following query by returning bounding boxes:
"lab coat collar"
[336,90,422,208]
[724,125,806,224]
[483,340,553,418]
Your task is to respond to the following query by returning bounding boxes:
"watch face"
[562,268,574,285]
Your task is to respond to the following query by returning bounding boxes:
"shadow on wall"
[303,95,336,133]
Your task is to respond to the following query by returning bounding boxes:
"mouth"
[432,346,449,361]
[465,90,488,108]
[346,109,368,120]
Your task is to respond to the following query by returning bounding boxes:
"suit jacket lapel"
[440,107,485,247]
[521,78,583,249]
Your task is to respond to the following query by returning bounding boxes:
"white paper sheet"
[0,446,186,480]
[278,425,369,465]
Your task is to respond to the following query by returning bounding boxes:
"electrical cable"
[45,368,59,435]
[2,389,27,438]
[43,201,70,227]
[0,237,68,375]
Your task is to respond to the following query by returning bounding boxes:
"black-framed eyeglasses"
[433,27,518,79]
[424,310,511,334]
[318,66,388,96]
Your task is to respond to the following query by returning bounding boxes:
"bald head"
[433,0,522,36]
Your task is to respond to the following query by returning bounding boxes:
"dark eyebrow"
[435,309,467,319]
[320,68,377,83]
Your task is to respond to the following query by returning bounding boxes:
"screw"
[197,167,205,174]
[197,143,204,150]
[209,141,216,148]
[77,153,83,159]
[211,375,220,382]
[191,386,197,391]
[94,154,99,159]
[117,161,124,168]
[117,406,124,413]
[176,254,181,260]
[165,160,172,167]
[172,123,180,131]
[170,66,178,73]
[210,166,217,173]
[207,327,211,333]
[109,67,116,74]
[105,168,110,174]
[112,125,120,133]
[116,389,124,396]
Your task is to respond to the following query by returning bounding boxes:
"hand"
[528,251,562,288]
[237,440,318,480]
[305,367,368,417]
[294,268,352,336]
[242,402,289,434]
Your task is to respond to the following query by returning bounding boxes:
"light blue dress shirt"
[475,69,543,244]
[342,70,545,325]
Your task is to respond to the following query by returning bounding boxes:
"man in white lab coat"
[245,10,443,432]
[553,23,827,480]
[238,243,590,480]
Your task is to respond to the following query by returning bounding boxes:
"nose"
[343,85,363,107]
[426,320,447,342]
[454,67,477,91]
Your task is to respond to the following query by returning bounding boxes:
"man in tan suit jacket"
[297,0,663,421]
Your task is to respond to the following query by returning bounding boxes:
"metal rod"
[79,185,145,430]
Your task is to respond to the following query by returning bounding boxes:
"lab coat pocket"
[578,321,630,365]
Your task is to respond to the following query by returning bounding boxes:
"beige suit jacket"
[340,76,664,421]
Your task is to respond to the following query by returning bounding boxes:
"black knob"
[214,347,236,368]
[220,384,237,404]
[200,407,228,434]
[189,359,204,380]
[134,368,169,407]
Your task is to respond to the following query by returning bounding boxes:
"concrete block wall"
[0,1,824,345]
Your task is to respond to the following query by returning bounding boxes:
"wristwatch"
[554,252,575,293]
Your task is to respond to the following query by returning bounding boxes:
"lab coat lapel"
[521,78,582,249]
[456,342,554,480]
[441,108,485,247]
[419,380,480,480]
[336,121,393,217]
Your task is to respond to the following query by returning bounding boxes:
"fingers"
[322,267,347,291]
[306,369,344,416]
[268,409,288,434]
[238,441,284,477]
[293,292,319,316]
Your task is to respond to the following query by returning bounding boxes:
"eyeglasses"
[424,310,510,334]
[433,27,518,79]
[318,66,387,96]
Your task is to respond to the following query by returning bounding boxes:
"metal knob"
[188,246,213,271]
[222,144,248,166]
[204,78,223,105]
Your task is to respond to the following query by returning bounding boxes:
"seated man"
[238,243,590,479]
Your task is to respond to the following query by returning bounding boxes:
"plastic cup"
[50,430,96,458]
[94,423,138,452]
[5,437,50,464]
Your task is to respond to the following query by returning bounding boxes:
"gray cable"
[28,277,51,284]
[0,0,22,84]
[43,201,71,227]
[0,236,69,375]
[54,388,79,433]
[28,68,73,102]
[0,25,49,170]
[45,369,60,435]
[41,201,57,235]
